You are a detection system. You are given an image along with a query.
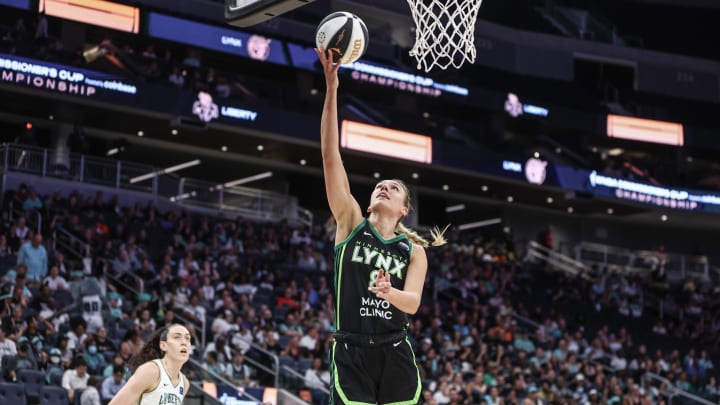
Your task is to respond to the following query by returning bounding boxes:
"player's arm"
[108,361,160,405]
[315,48,363,243]
[369,245,428,314]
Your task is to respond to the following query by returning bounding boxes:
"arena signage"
[221,106,258,121]
[191,92,259,123]
[40,0,140,34]
[202,382,263,405]
[502,160,522,173]
[147,13,288,66]
[504,92,549,117]
[173,90,319,140]
[340,120,433,163]
[501,158,549,185]
[607,114,684,146]
[0,54,137,97]
[284,45,473,97]
[343,61,469,97]
[588,170,711,211]
[0,0,30,9]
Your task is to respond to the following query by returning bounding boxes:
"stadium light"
[457,218,502,231]
[218,171,273,189]
[130,159,201,184]
[170,191,197,202]
[445,204,466,213]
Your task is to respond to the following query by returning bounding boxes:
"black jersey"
[333,218,413,334]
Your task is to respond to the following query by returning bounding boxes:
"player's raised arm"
[315,48,362,242]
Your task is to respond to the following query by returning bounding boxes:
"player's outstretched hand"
[315,47,341,89]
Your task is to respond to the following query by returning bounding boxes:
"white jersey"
[82,294,104,334]
[139,359,186,405]
[82,294,102,317]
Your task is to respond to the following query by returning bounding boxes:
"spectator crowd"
[0,181,714,405]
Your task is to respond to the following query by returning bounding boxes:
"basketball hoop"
[406,0,484,72]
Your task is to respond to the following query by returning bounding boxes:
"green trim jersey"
[333,218,413,334]
[139,360,186,405]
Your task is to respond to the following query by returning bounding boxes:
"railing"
[643,372,716,405]
[245,342,281,389]
[193,335,318,396]
[0,143,306,225]
[575,241,710,281]
[8,201,42,235]
[527,240,591,278]
[219,341,281,389]
[185,357,264,404]
[281,363,331,395]
[180,178,293,223]
[574,240,716,333]
[535,5,581,38]
[104,271,144,300]
[575,241,637,271]
[51,226,90,263]
[52,225,149,308]
[187,356,317,405]
[186,381,224,405]
[297,207,313,229]
[709,266,720,283]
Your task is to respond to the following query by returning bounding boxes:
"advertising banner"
[555,167,720,214]
[0,0,30,9]
[0,53,138,103]
[6,54,720,215]
[607,114,684,146]
[39,0,140,33]
[147,13,289,66]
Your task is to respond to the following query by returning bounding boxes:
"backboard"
[225,0,318,27]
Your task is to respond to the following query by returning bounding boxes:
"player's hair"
[128,323,187,371]
[396,222,449,247]
[390,179,449,247]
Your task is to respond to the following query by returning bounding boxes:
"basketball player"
[315,48,447,405]
[108,324,190,405]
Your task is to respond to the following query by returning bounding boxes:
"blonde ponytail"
[395,222,449,248]
[382,178,449,247]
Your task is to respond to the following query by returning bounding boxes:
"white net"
[406,0,484,72]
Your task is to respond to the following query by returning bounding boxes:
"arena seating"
[0,181,716,405]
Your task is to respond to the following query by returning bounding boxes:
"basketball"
[315,11,369,64]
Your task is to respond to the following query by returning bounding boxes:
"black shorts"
[329,334,421,405]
